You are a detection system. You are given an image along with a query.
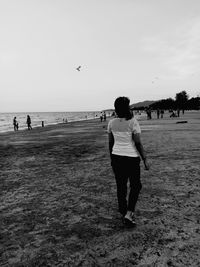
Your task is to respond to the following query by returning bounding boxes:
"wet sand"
[1,112,200,266]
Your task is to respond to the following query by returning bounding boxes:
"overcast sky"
[1,0,200,112]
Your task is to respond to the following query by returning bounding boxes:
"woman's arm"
[108,132,114,158]
[132,133,150,170]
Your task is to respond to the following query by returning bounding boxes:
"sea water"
[0,111,103,133]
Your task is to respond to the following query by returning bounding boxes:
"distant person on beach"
[156,109,160,119]
[160,109,164,118]
[26,115,32,130]
[108,96,150,226]
[103,112,107,121]
[146,108,152,120]
[13,117,18,131]
[100,112,103,122]
[170,110,177,118]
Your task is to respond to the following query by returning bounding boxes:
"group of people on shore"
[13,115,32,131]
[145,108,164,120]
[169,108,185,117]
[156,109,164,119]
[100,111,107,122]
[145,108,184,120]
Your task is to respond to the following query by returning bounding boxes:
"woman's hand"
[132,133,149,170]
[143,158,150,170]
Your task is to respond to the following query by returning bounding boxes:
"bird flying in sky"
[152,76,159,83]
[76,66,81,71]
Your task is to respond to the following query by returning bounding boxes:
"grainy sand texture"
[1,112,200,266]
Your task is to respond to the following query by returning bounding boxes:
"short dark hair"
[114,96,133,120]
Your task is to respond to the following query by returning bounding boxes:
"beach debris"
[176,121,188,124]
[76,66,81,71]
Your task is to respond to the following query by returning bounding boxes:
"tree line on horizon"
[132,91,200,111]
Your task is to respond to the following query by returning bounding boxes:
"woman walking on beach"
[26,115,32,130]
[13,117,18,131]
[108,96,149,226]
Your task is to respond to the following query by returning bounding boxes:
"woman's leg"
[112,155,128,215]
[127,157,142,212]
[115,173,128,215]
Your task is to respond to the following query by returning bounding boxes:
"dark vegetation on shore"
[1,113,200,266]
[131,90,200,111]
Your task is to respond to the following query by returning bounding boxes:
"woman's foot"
[124,211,136,227]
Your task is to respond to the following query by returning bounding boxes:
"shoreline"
[0,111,106,134]
[0,110,198,137]
[0,116,104,135]
[0,113,147,135]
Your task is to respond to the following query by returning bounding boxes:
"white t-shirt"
[107,117,141,157]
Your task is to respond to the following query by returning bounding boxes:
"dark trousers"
[111,155,142,215]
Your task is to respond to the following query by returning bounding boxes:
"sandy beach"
[1,112,200,266]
